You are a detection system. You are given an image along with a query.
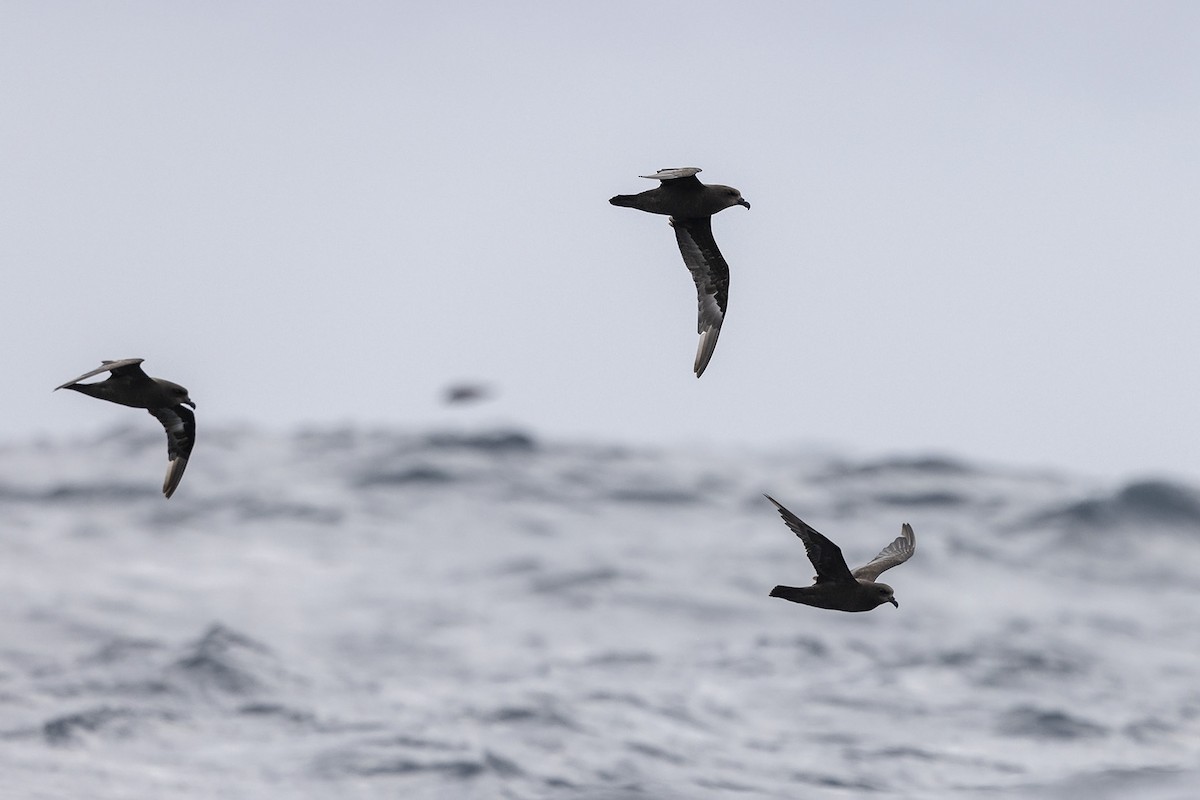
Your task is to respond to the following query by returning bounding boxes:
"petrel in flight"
[610,167,749,377]
[56,358,196,498]
[764,495,916,612]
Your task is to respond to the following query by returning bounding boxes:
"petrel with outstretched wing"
[55,358,197,498]
[610,167,749,377]
[764,494,916,612]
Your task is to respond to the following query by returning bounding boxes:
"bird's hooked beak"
[888,597,899,608]
[184,399,197,409]
[738,199,751,209]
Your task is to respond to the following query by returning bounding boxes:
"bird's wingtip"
[162,457,189,499]
[693,326,720,377]
[638,167,702,181]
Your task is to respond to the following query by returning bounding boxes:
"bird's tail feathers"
[59,383,103,399]
[769,585,809,602]
[609,194,640,208]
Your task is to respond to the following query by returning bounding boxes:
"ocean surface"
[2,425,1199,799]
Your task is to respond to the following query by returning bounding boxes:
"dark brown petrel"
[442,382,492,406]
[55,358,196,498]
[610,167,749,377]
[764,494,916,612]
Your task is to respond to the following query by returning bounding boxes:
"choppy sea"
[2,425,1199,799]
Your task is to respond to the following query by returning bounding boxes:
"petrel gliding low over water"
[55,358,197,498]
[764,494,916,612]
[610,167,749,377]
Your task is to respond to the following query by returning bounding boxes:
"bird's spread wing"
[670,216,729,377]
[852,523,916,581]
[640,167,702,183]
[149,404,195,498]
[55,358,147,390]
[764,495,856,584]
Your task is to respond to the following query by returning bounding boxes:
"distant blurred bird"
[764,494,915,612]
[610,167,749,377]
[55,358,196,498]
[442,382,492,406]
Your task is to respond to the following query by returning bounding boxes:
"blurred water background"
[2,425,1199,799]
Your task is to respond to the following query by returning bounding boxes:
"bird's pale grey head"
[876,583,898,608]
[159,380,196,409]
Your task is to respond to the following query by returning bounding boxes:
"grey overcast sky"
[3,1,1199,481]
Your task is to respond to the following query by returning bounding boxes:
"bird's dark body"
[56,359,196,498]
[610,174,747,219]
[609,168,748,378]
[62,376,188,411]
[770,583,889,613]
[763,494,915,613]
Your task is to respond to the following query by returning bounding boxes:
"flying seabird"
[610,167,749,377]
[55,358,196,498]
[764,494,916,612]
[442,382,493,406]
